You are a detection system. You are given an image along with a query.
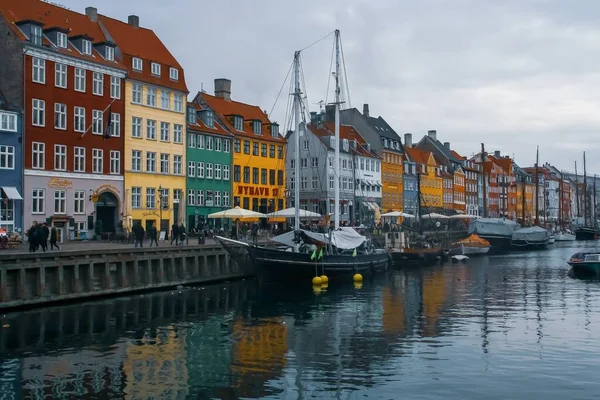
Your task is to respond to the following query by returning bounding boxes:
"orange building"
[452,165,466,214]
[489,153,516,219]
[440,164,454,212]
[381,147,404,212]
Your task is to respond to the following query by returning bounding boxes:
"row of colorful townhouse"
[0,0,287,240]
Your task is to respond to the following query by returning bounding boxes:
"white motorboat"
[555,232,576,242]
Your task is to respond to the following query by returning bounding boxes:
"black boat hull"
[390,248,443,267]
[575,228,598,241]
[511,240,548,251]
[477,235,512,254]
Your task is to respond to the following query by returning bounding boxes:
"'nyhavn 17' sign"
[237,186,279,197]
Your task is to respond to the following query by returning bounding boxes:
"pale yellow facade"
[123,79,187,234]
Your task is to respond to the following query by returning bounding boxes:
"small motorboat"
[548,235,556,244]
[511,226,550,250]
[451,255,469,263]
[567,251,600,275]
[449,234,491,256]
[555,231,575,242]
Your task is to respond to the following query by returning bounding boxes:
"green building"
[185,102,233,230]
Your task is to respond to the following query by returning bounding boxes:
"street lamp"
[158,185,163,235]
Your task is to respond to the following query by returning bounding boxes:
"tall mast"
[575,161,580,219]
[559,171,563,229]
[521,173,525,224]
[481,143,488,218]
[535,146,539,226]
[583,152,588,226]
[594,174,597,227]
[293,51,301,231]
[333,29,341,230]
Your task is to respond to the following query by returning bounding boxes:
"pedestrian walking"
[50,226,60,250]
[149,223,159,247]
[41,223,49,252]
[134,223,145,248]
[170,223,179,246]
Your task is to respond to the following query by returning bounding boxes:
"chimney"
[325,104,335,122]
[494,150,501,158]
[444,142,450,150]
[85,7,98,22]
[428,130,437,141]
[363,103,370,118]
[404,133,412,148]
[214,78,232,101]
[128,15,139,28]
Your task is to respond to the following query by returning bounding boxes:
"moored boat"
[467,218,519,253]
[548,235,555,244]
[449,234,491,256]
[568,251,600,275]
[511,226,550,250]
[555,231,575,241]
[574,226,598,241]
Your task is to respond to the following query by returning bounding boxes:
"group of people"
[27,222,59,252]
[131,222,187,248]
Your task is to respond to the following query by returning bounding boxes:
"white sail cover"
[468,218,520,237]
[511,226,550,242]
[270,228,366,250]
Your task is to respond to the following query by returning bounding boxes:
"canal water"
[1,242,600,399]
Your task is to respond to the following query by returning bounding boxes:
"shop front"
[1,186,23,234]
[24,174,124,241]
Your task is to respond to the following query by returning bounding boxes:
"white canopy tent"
[208,206,266,219]
[380,211,416,218]
[266,207,321,219]
[448,214,479,220]
[420,213,450,220]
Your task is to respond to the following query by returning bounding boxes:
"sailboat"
[574,152,598,240]
[215,31,390,282]
[555,170,575,241]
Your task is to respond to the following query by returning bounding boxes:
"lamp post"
[158,185,163,236]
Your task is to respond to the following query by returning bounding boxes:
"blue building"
[0,92,23,234]
[402,133,419,216]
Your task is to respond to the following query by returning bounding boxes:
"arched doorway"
[96,191,118,233]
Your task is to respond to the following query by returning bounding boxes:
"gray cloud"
[62,0,600,173]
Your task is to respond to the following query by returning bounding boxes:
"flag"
[103,106,112,140]
[352,248,357,257]
[311,249,317,260]
[318,248,324,259]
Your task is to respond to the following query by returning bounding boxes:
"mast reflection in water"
[2,243,600,399]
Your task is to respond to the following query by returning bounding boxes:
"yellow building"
[382,148,404,212]
[198,80,286,219]
[99,15,189,234]
[405,147,442,209]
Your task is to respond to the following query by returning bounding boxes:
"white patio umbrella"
[266,207,321,219]
[208,206,266,219]
[420,212,450,219]
[448,214,479,220]
[380,211,416,218]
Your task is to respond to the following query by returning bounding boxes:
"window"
[110,150,120,174]
[224,192,230,206]
[160,122,170,142]
[224,140,231,153]
[278,146,283,159]
[133,57,142,71]
[290,177,295,190]
[188,189,196,205]
[233,165,240,182]
[146,87,156,107]
[253,120,262,134]
[146,120,156,140]
[82,39,92,55]
[0,146,14,169]
[198,135,205,149]
[188,161,196,177]
[269,145,275,158]
[30,25,42,45]
[73,191,85,214]
[206,163,213,179]
[93,72,103,96]
[215,164,222,180]
[108,114,120,137]
[243,166,250,183]
[54,103,66,130]
[205,111,214,128]
[55,63,67,88]
[215,191,222,207]
[206,136,213,151]
[132,117,142,138]
[329,176,334,189]
[252,142,258,156]
[223,165,230,180]
[197,161,204,178]
[146,152,156,172]
[32,142,45,169]
[92,110,103,135]
[187,106,196,124]
[234,139,241,153]
[301,177,308,190]
[173,124,183,143]
[301,158,308,168]
[131,187,141,209]
[215,138,222,152]
[170,67,179,81]
[54,190,66,214]
[271,123,279,137]
[312,157,318,167]
[32,189,45,213]
[146,188,156,208]
[252,167,259,184]
[244,140,250,154]
[56,31,67,48]
[312,176,318,189]
[303,140,309,151]
[0,112,16,132]
[174,93,183,112]
[173,155,182,175]
[132,83,142,104]
[131,150,141,171]
[278,170,283,186]
[74,147,85,172]
[32,57,45,84]
[92,149,103,173]
[160,154,170,174]
[110,77,121,99]
[72,106,85,133]
[161,90,170,109]
[261,168,267,185]
[269,169,275,185]
[54,144,66,171]
[32,99,45,126]
[73,68,86,92]
[261,144,267,157]
[197,190,204,206]
[151,62,161,76]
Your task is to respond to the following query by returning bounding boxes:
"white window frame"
[74,106,85,132]
[173,124,183,144]
[146,87,156,107]
[188,161,196,177]
[160,122,170,142]
[92,148,103,174]
[93,72,103,96]
[198,135,205,149]
[74,190,85,214]
[55,63,67,88]
[110,150,120,174]
[32,142,45,169]
[173,155,182,175]
[197,190,204,206]
[132,57,142,71]
[32,99,45,127]
[32,189,45,214]
[54,144,67,171]
[224,191,230,207]
[110,113,121,137]
[56,32,67,48]
[197,162,204,178]
[74,68,86,92]
[206,163,213,179]
[188,189,196,206]
[188,133,196,148]
[161,90,170,109]
[223,165,230,180]
[105,46,114,61]
[146,152,156,172]
[0,145,14,170]
[132,117,142,138]
[131,187,141,209]
[110,76,121,99]
[82,39,92,55]
[174,93,183,112]
[132,83,142,104]
[170,67,179,81]
[151,62,161,76]
[74,146,85,172]
[160,153,169,174]
[131,150,142,171]
[0,112,17,132]
[54,190,66,214]
[54,103,67,130]
[92,110,103,135]
[146,188,156,209]
[146,120,156,140]
[32,57,45,84]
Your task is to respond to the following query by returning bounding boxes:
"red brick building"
[0,0,127,240]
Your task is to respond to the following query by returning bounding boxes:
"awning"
[1,186,23,200]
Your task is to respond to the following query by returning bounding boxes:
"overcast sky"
[63,0,600,173]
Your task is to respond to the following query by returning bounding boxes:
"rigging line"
[299,30,336,53]
[339,35,352,109]
[325,37,335,106]
[269,59,294,118]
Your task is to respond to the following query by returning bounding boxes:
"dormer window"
[271,123,279,137]
[187,107,196,124]
[234,116,243,131]
[151,62,161,76]
[82,39,92,55]
[205,111,214,128]
[383,138,388,148]
[169,67,179,81]
[253,120,262,135]
[105,46,114,61]
[30,25,42,46]
[56,32,67,48]
[132,57,142,71]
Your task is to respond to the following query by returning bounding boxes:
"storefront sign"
[237,186,280,197]
[48,178,72,189]
[142,211,159,217]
